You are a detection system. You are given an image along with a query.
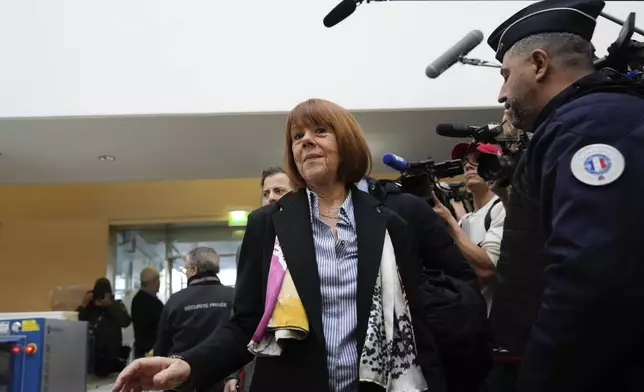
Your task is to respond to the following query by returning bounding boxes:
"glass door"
[113,223,244,303]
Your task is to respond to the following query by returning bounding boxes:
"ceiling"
[0,107,503,185]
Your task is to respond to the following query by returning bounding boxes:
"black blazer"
[131,289,164,356]
[180,187,446,392]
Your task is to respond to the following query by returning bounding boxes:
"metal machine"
[0,313,88,392]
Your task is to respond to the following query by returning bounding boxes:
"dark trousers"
[93,346,131,377]
[482,360,520,392]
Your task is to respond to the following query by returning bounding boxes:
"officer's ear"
[530,49,550,83]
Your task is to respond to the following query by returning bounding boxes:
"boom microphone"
[436,123,478,138]
[382,153,408,172]
[323,0,358,28]
[436,122,505,142]
[425,30,485,79]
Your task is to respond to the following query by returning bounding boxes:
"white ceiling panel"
[0,107,503,184]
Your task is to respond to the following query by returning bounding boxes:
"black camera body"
[477,153,518,187]
[476,131,531,186]
[391,158,465,218]
[445,181,475,213]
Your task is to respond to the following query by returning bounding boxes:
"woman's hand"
[431,192,458,228]
[81,291,93,307]
[112,357,191,392]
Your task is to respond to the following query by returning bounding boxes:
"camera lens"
[477,154,502,181]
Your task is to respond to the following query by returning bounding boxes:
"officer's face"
[497,53,541,131]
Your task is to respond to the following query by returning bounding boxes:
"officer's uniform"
[487,1,644,391]
[154,272,234,391]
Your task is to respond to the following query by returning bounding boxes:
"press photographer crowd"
[109,0,644,391]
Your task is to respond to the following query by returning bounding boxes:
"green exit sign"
[228,210,249,227]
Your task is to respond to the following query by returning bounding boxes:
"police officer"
[154,247,234,392]
[486,0,644,391]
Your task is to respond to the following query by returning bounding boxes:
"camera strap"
[484,198,503,232]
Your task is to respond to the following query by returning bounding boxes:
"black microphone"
[425,30,484,79]
[436,123,504,141]
[323,0,358,28]
[436,123,478,138]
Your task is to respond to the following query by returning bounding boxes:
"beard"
[507,99,534,131]
[507,84,540,132]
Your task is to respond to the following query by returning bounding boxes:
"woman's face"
[290,125,340,187]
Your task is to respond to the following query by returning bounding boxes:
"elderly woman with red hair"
[113,99,445,392]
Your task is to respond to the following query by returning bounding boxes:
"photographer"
[487,0,644,390]
[432,142,506,313]
[78,278,131,377]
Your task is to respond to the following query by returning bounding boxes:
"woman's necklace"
[319,204,341,217]
[319,211,341,220]
[317,190,346,219]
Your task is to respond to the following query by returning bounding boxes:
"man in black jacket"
[131,267,164,358]
[225,166,295,392]
[358,178,478,287]
[358,178,491,392]
[155,246,234,392]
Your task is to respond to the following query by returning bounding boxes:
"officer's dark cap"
[487,0,605,62]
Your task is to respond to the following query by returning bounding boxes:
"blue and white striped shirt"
[307,189,359,392]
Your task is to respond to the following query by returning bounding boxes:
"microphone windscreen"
[382,153,408,172]
[323,0,357,28]
[425,30,485,79]
[436,123,475,138]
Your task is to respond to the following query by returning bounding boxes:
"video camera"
[435,122,531,186]
[593,12,644,79]
[445,181,475,213]
[382,153,465,216]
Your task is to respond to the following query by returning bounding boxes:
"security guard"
[154,247,234,391]
[487,0,644,391]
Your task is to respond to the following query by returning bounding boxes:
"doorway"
[112,223,244,303]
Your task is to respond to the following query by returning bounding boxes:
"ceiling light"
[98,155,116,162]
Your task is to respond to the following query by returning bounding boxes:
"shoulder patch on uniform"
[570,144,624,186]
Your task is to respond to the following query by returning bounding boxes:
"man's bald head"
[140,266,160,293]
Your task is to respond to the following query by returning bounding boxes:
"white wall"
[0,1,641,118]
